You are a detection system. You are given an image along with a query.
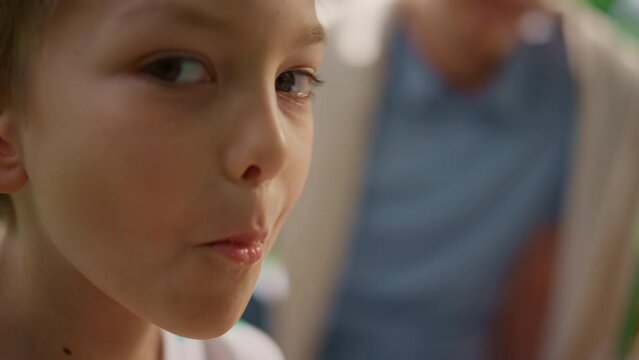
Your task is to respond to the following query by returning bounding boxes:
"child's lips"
[201,232,268,265]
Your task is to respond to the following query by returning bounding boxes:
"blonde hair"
[0,0,58,219]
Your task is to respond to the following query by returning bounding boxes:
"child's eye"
[143,56,212,84]
[275,70,323,99]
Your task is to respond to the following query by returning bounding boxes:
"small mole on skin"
[63,347,72,356]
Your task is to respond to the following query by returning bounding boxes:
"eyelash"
[140,54,213,85]
[139,55,323,100]
[276,69,324,101]
[302,71,324,86]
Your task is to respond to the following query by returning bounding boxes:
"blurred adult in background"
[318,0,575,358]
[273,0,639,359]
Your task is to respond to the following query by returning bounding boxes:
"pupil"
[277,72,295,92]
[150,59,181,81]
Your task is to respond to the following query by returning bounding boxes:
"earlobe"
[0,109,28,194]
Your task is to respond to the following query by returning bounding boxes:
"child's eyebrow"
[115,2,326,48]
[296,24,327,48]
[115,2,231,34]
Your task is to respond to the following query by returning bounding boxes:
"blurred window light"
[316,0,397,67]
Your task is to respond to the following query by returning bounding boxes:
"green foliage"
[585,0,639,37]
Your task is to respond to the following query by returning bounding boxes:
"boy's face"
[15,0,324,337]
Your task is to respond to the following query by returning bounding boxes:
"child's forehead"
[69,0,319,26]
[52,0,324,50]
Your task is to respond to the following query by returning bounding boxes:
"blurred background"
[243,1,639,359]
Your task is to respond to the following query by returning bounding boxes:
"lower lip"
[204,240,265,265]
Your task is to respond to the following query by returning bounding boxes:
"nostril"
[242,165,261,181]
[0,138,16,157]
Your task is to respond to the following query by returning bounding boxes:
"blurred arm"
[493,225,559,360]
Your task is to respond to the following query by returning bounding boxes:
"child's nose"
[222,98,289,188]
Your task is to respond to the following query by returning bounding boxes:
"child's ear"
[0,106,28,194]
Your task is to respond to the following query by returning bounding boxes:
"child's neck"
[0,228,163,360]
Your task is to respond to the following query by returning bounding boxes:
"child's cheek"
[271,120,314,234]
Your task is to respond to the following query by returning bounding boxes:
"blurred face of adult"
[405,0,540,61]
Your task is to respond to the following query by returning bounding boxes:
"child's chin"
[162,322,234,340]
[161,307,245,340]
